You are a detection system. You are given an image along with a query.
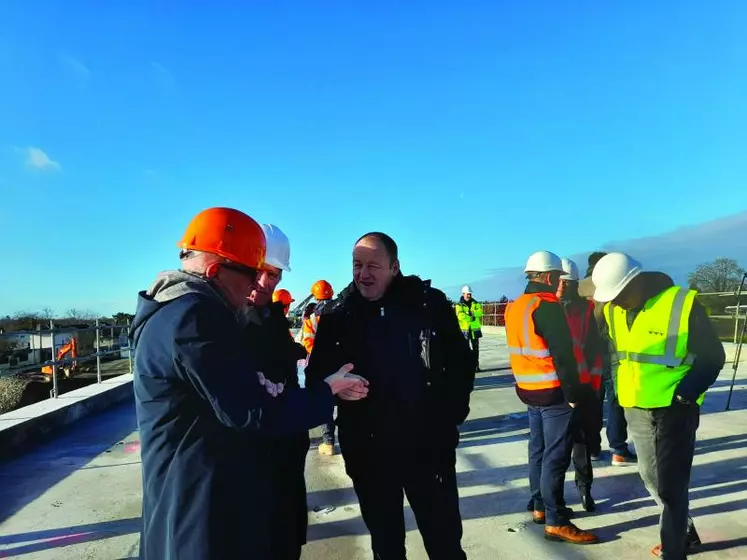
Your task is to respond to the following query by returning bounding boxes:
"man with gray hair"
[132,207,369,560]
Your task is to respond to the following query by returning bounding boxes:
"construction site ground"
[0,332,745,559]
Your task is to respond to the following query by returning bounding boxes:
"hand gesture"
[257,371,284,398]
[324,363,369,400]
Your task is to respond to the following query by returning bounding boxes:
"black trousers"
[340,429,466,560]
[467,334,480,370]
[571,391,602,494]
[267,431,311,560]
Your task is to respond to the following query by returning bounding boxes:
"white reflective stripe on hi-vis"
[507,296,551,358]
[515,372,560,383]
[609,288,695,367]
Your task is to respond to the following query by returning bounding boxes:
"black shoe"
[558,506,574,519]
[580,492,596,512]
[687,523,702,548]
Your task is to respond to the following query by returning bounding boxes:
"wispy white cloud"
[59,53,91,88]
[151,62,175,93]
[24,147,61,171]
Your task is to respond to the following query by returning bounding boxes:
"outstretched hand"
[324,363,369,400]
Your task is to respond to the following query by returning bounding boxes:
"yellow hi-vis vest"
[603,286,704,409]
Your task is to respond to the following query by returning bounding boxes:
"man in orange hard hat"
[301,279,338,455]
[132,208,369,560]
[273,288,295,316]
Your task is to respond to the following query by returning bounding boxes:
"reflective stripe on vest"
[563,300,603,391]
[603,286,702,408]
[505,292,561,391]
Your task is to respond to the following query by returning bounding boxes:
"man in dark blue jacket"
[305,232,475,560]
[132,207,369,560]
[243,223,312,560]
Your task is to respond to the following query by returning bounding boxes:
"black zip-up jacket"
[304,274,475,445]
[616,273,726,403]
[243,302,307,387]
[515,282,581,407]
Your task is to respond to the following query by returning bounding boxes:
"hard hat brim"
[592,268,642,303]
[264,257,291,272]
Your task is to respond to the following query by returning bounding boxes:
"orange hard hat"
[311,280,334,300]
[272,289,294,306]
[178,207,266,270]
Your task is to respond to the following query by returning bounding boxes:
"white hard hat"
[591,252,643,303]
[462,285,473,295]
[560,258,580,281]
[524,251,564,273]
[260,224,292,272]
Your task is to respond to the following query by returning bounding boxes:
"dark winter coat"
[131,271,333,560]
[243,301,311,555]
[304,274,475,455]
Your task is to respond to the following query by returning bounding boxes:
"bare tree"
[39,307,55,321]
[688,258,746,293]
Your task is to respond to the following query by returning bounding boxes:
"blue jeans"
[527,403,574,526]
[599,374,629,453]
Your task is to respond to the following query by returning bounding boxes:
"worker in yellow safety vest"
[592,252,725,559]
[455,285,483,371]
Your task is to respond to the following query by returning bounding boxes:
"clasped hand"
[256,363,369,401]
[324,363,369,401]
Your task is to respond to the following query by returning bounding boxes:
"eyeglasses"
[221,261,259,281]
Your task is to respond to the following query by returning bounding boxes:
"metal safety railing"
[0,320,133,399]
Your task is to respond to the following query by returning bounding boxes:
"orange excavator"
[41,337,78,378]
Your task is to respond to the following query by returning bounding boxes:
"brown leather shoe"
[532,510,546,525]
[545,523,599,544]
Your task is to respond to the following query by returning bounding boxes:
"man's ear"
[205,263,220,278]
[392,259,401,276]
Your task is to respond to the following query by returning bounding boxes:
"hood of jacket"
[131,270,236,346]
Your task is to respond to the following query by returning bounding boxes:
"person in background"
[557,257,603,513]
[305,232,475,559]
[131,207,368,559]
[301,279,338,455]
[244,224,312,560]
[273,288,295,317]
[579,251,637,465]
[506,250,598,545]
[592,252,725,559]
[455,285,484,372]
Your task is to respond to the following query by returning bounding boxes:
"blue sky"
[2,1,746,316]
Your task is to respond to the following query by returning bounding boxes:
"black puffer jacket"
[244,301,307,386]
[305,274,475,445]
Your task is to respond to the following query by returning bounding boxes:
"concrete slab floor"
[0,331,745,559]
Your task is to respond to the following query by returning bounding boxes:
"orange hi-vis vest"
[505,292,562,391]
[563,300,603,391]
[301,314,319,354]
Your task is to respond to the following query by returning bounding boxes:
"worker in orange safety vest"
[301,279,337,455]
[506,250,599,545]
[557,257,604,514]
